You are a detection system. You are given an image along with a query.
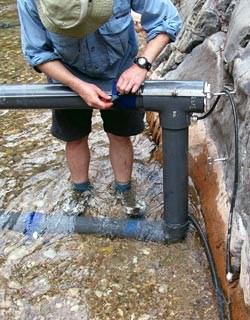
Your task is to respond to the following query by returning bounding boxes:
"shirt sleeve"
[131,0,182,42]
[17,0,60,70]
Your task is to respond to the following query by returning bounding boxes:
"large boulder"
[147,0,250,316]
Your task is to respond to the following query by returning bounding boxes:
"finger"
[100,96,113,103]
[96,89,110,100]
[95,96,113,109]
[117,82,131,95]
[131,83,141,94]
[124,83,133,94]
[116,78,127,94]
[116,76,124,89]
[103,102,114,109]
[98,101,113,109]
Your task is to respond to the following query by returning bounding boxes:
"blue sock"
[115,181,131,192]
[73,181,92,192]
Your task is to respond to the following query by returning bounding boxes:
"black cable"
[197,95,222,120]
[189,87,239,317]
[222,88,239,282]
[189,213,227,320]
[197,87,239,281]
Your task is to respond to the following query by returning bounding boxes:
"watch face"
[137,57,147,66]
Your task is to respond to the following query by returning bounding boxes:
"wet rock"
[7,246,32,261]
[141,248,151,255]
[158,284,168,294]
[22,276,51,298]
[160,32,226,93]
[173,0,197,20]
[150,0,250,314]
[138,314,151,320]
[156,0,224,75]
[223,0,250,113]
[43,248,57,259]
[240,219,250,306]
[117,308,124,317]
[8,280,21,289]
[70,305,79,312]
[94,290,103,298]
[230,213,247,271]
[67,288,80,297]
[224,0,250,69]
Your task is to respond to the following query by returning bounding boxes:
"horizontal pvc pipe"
[0,84,103,110]
[0,211,186,243]
[0,81,207,113]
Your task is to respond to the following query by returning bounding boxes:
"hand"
[73,81,113,110]
[116,64,148,95]
[37,61,113,109]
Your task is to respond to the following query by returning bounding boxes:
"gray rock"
[240,219,250,306]
[151,0,250,309]
[224,0,250,69]
[155,32,226,93]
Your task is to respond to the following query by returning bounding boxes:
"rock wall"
[147,0,250,317]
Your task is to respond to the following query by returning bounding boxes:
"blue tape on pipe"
[112,82,136,110]
[124,220,139,235]
[24,212,42,238]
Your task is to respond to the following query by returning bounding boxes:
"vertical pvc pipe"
[158,106,190,241]
[162,127,189,230]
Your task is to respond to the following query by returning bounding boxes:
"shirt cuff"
[146,19,182,42]
[25,52,60,72]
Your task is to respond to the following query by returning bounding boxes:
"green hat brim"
[36,0,113,38]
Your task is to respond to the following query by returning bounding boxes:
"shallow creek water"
[0,2,220,319]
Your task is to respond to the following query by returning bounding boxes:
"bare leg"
[66,136,90,183]
[107,132,133,183]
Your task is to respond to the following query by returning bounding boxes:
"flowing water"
[0,2,220,319]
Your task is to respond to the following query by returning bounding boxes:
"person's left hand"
[116,64,148,95]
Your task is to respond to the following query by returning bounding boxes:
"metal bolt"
[207,156,228,165]
[213,157,228,162]
[206,156,228,177]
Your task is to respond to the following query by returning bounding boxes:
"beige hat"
[36,0,113,38]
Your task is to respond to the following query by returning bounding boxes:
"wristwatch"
[134,56,152,71]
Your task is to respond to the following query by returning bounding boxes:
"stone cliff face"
[146,0,250,317]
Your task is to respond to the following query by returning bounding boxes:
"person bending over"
[17,0,181,216]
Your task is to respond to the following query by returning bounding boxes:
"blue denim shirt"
[17,0,181,80]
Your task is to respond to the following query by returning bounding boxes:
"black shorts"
[51,108,145,142]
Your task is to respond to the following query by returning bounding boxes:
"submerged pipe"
[0,80,208,243]
[0,211,182,243]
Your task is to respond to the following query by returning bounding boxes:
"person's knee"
[107,132,131,145]
[66,136,88,150]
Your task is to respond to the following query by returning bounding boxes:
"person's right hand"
[37,61,113,109]
[74,81,113,110]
